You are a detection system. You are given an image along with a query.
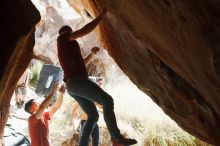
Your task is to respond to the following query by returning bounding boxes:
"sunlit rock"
[1,0,220,145]
[85,1,220,145]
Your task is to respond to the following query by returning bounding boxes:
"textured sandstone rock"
[1,0,220,145]
[0,0,40,140]
[80,0,220,145]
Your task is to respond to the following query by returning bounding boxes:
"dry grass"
[30,51,212,146]
[46,58,213,146]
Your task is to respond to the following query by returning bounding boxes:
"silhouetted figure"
[56,7,137,146]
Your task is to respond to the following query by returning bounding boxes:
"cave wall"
[1,0,220,145]
[0,0,40,143]
[76,0,220,145]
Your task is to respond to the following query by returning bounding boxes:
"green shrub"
[29,61,42,88]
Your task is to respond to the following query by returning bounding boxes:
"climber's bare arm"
[69,8,107,40]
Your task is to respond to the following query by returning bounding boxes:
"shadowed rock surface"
[1,0,220,145]
[0,0,40,142]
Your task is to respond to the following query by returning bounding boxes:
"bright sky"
[31,0,80,20]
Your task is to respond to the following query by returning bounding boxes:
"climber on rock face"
[56,7,137,146]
